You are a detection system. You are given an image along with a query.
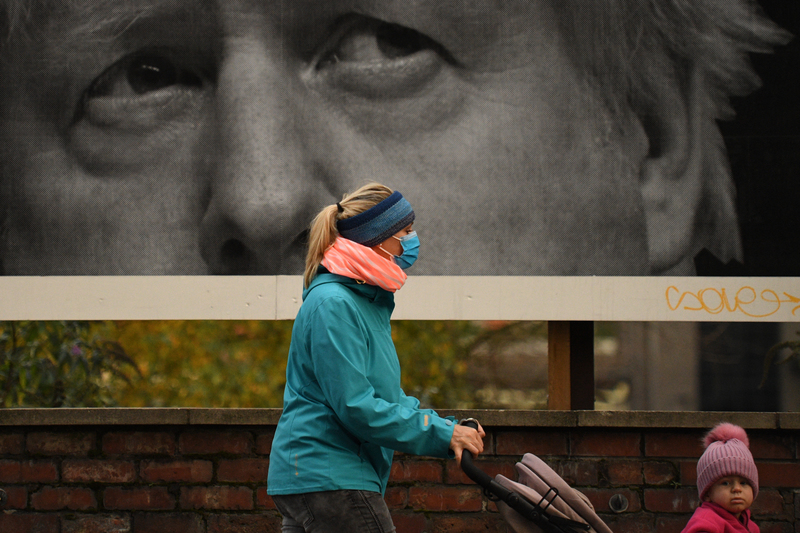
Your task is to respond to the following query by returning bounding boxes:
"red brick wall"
[0,410,798,533]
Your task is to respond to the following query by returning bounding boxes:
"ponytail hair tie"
[336,202,344,213]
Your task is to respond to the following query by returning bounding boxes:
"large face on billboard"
[0,0,792,276]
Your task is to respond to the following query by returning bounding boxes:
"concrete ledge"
[187,408,283,425]
[778,412,800,429]
[0,408,191,426]
[0,408,786,429]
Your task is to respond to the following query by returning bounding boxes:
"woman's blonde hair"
[303,183,393,288]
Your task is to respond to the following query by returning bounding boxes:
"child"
[682,423,760,533]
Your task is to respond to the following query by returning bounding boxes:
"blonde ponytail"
[303,183,394,288]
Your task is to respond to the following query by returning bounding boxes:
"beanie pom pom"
[704,422,749,449]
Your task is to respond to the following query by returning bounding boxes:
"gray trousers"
[272,490,396,533]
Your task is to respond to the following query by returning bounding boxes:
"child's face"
[704,475,754,518]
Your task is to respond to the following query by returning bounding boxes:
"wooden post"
[548,321,595,410]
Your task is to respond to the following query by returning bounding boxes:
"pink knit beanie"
[696,422,759,500]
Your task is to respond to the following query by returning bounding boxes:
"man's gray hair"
[555,0,790,268]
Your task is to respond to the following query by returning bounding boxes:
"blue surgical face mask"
[392,231,419,270]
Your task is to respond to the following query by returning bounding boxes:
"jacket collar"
[703,502,753,529]
[303,270,395,306]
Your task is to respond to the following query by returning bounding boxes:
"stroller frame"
[460,420,609,533]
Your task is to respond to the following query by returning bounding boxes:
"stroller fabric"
[494,453,615,533]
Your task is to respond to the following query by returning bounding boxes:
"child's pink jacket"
[682,502,759,533]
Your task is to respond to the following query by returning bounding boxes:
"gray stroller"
[461,422,614,533]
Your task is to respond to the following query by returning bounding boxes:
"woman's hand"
[450,422,486,466]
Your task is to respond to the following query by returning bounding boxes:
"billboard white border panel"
[2,276,799,322]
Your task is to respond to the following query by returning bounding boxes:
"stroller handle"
[460,420,591,533]
[459,420,494,488]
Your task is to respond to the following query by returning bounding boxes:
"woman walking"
[267,183,485,532]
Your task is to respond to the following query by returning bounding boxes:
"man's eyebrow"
[41,0,211,46]
[45,2,159,42]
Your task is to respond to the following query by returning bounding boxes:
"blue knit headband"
[337,191,415,247]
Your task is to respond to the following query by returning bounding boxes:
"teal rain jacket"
[267,272,456,496]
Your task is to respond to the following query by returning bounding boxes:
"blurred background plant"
[110,320,293,407]
[0,321,138,407]
[0,320,486,409]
